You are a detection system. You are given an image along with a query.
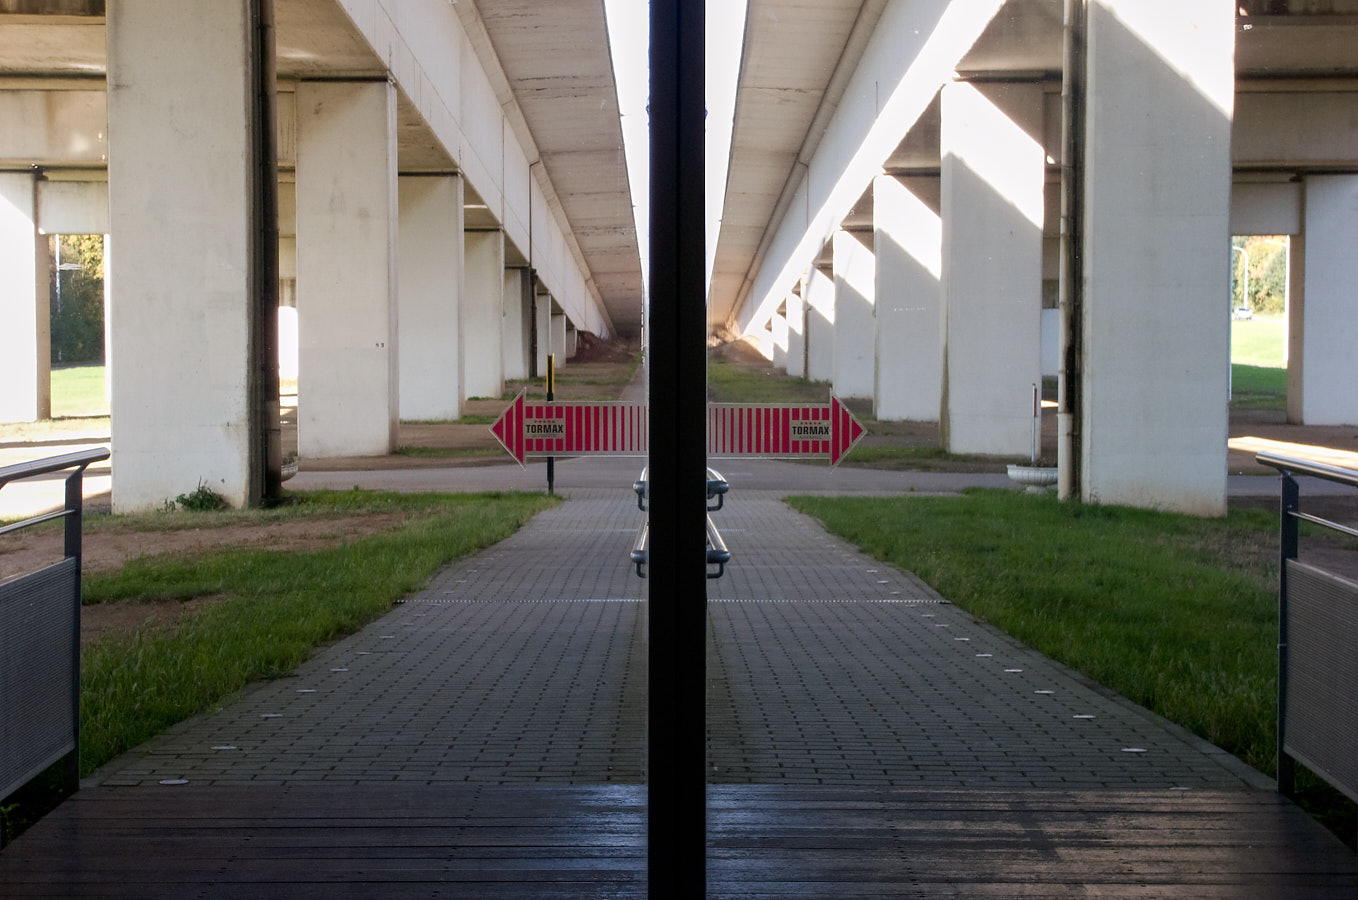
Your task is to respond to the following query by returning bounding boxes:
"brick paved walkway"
[92,485,1264,795]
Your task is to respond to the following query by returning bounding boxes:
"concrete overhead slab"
[0,0,642,337]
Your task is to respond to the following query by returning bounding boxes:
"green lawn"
[50,364,108,418]
[789,489,1354,842]
[1230,316,1285,368]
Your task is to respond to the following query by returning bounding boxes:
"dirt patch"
[1,512,414,645]
[81,594,228,647]
[571,333,639,364]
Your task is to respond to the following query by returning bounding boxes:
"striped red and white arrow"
[490,392,865,466]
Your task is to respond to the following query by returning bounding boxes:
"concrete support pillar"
[874,175,941,422]
[785,290,806,378]
[565,324,578,360]
[940,82,1043,456]
[551,314,568,369]
[1290,175,1358,425]
[296,80,399,458]
[534,291,552,376]
[832,230,875,401]
[105,2,254,509]
[1078,1,1233,513]
[502,268,532,380]
[804,265,835,383]
[771,312,789,368]
[0,173,50,423]
[463,229,504,399]
[398,175,463,421]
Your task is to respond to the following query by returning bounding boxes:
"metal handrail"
[0,447,107,812]
[1255,450,1358,489]
[0,448,109,489]
[1256,449,1358,821]
[1255,450,1358,540]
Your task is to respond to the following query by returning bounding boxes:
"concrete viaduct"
[4,2,1358,518]
[0,0,643,511]
[710,0,1358,515]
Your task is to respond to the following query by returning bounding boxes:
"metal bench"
[631,467,731,579]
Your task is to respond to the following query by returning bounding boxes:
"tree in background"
[1231,235,1288,317]
[49,234,105,363]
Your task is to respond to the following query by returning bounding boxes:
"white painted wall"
[105,0,253,510]
[939,82,1043,456]
[295,80,399,458]
[874,174,942,422]
[1079,0,1233,514]
[463,229,505,399]
[0,173,44,423]
[1295,175,1358,425]
[398,175,464,421]
[804,266,835,383]
[832,230,875,401]
[735,0,1004,336]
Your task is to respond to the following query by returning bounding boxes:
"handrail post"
[61,465,87,794]
[1277,472,1298,797]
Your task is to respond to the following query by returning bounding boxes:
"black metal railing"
[1256,450,1358,829]
[0,448,108,807]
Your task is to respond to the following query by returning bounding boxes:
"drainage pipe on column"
[1057,0,1087,501]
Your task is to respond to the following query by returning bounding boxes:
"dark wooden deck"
[2,784,1355,897]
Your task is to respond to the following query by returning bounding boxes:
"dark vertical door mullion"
[648,0,707,894]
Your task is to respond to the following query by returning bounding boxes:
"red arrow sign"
[707,398,865,466]
[490,392,866,466]
[490,392,649,465]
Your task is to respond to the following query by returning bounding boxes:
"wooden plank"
[3,785,1355,895]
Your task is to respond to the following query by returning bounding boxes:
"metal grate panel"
[1,559,78,799]
[1284,560,1358,804]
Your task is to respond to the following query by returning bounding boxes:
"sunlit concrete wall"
[1078,0,1234,514]
[874,174,941,422]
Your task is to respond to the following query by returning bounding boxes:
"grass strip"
[789,489,1280,771]
[707,358,831,403]
[78,489,556,774]
[1231,363,1286,411]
